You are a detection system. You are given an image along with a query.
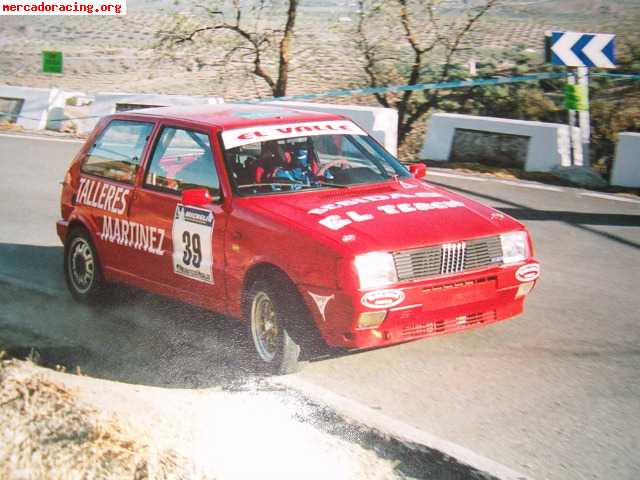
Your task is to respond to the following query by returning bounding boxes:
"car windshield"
[223,131,410,195]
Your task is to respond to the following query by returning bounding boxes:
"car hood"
[239,177,524,255]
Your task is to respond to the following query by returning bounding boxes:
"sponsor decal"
[99,216,165,256]
[172,204,215,284]
[516,263,540,282]
[361,289,405,309]
[307,191,443,215]
[221,120,367,149]
[77,177,129,215]
[317,199,466,231]
[308,291,335,322]
[491,212,505,221]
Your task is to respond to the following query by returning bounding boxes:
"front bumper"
[308,260,538,349]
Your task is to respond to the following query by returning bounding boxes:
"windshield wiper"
[238,181,350,191]
[314,180,350,189]
[238,183,302,189]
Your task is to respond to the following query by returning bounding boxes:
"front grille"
[441,242,466,275]
[393,236,503,282]
[402,311,496,339]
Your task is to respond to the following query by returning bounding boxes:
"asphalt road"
[1,132,639,479]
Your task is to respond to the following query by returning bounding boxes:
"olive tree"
[355,0,498,147]
[156,0,298,97]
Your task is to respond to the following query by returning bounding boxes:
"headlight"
[500,231,528,264]
[354,252,398,290]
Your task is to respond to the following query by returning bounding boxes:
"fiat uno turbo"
[57,104,540,374]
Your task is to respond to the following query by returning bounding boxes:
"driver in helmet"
[271,145,314,185]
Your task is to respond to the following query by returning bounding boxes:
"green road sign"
[564,84,589,111]
[42,51,63,74]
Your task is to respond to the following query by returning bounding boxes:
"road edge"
[276,375,531,480]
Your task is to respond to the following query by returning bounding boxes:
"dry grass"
[0,355,200,480]
[0,121,24,132]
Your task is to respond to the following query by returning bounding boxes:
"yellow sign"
[564,84,589,111]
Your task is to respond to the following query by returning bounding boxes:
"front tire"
[64,228,106,303]
[246,279,301,375]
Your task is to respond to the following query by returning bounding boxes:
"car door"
[126,123,227,311]
[77,119,155,274]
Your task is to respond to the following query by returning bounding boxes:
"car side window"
[81,120,153,184]
[145,127,220,197]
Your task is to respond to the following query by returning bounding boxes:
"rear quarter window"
[81,120,154,184]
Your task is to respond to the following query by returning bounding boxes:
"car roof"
[115,103,346,130]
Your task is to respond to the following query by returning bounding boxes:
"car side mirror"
[182,188,211,207]
[409,163,427,179]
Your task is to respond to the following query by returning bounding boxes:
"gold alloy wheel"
[251,291,279,363]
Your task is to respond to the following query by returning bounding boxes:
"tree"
[355,0,498,147]
[156,0,298,97]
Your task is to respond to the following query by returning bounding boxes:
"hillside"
[0,0,638,99]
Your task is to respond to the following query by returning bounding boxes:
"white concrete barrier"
[265,101,399,157]
[0,85,59,130]
[610,132,640,187]
[78,93,224,134]
[46,89,88,131]
[420,113,577,172]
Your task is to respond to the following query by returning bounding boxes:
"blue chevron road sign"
[550,31,616,68]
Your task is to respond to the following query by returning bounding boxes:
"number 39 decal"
[182,231,202,268]
[172,204,214,284]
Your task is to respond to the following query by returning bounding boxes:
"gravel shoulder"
[1,356,403,480]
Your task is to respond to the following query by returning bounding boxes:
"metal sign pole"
[577,66,591,167]
[567,69,577,166]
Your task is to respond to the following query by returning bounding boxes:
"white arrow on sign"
[583,34,616,69]
[550,31,616,68]
[551,32,585,67]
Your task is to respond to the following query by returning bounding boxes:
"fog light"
[357,311,387,329]
[516,282,535,298]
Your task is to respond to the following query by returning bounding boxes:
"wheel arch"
[241,262,319,347]
[241,262,295,315]
[65,218,105,274]
[67,218,90,236]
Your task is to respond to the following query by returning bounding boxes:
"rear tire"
[245,279,301,375]
[64,228,107,303]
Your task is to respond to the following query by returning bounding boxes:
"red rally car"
[57,104,540,374]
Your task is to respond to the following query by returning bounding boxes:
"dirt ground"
[1,356,408,479]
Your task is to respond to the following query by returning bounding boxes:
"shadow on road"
[0,243,65,294]
[0,242,343,390]
[433,182,640,250]
[498,208,640,227]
